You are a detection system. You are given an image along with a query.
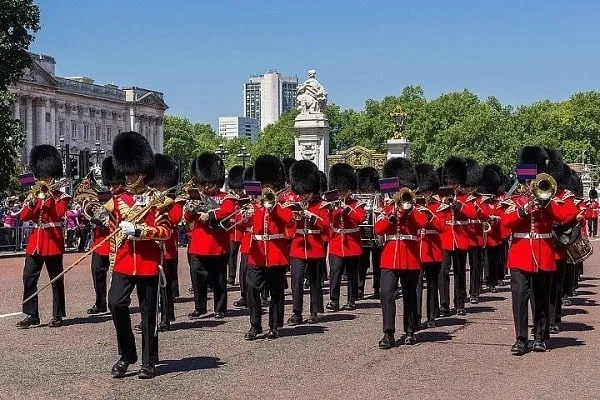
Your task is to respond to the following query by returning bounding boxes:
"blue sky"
[31,0,600,127]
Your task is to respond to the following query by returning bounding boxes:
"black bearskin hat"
[357,167,380,192]
[517,146,549,175]
[243,166,254,182]
[227,165,245,190]
[415,164,440,193]
[194,152,225,187]
[254,155,285,190]
[290,160,320,195]
[561,167,582,197]
[441,156,467,186]
[101,156,122,187]
[112,131,155,182]
[465,158,483,188]
[150,154,178,189]
[590,189,598,199]
[382,157,418,189]
[544,147,565,182]
[478,165,501,195]
[29,144,63,179]
[485,164,504,180]
[282,157,296,184]
[329,163,357,191]
[318,170,327,193]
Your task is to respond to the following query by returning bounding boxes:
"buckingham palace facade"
[8,52,168,165]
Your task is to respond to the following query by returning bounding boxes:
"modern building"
[243,71,297,131]
[8,52,168,165]
[218,116,259,142]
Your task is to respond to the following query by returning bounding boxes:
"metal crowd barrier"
[0,226,33,252]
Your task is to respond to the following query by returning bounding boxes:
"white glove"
[119,221,136,237]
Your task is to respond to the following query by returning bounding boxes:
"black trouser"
[511,268,552,341]
[468,247,484,297]
[549,260,567,325]
[66,230,77,249]
[439,249,467,309]
[381,269,420,334]
[358,246,381,296]
[78,225,90,251]
[160,259,177,323]
[91,252,109,310]
[485,245,503,287]
[329,255,359,303]
[417,262,441,322]
[246,265,286,329]
[239,253,248,298]
[588,218,597,237]
[290,257,324,315]
[171,255,179,299]
[189,254,228,314]
[563,262,576,298]
[22,254,65,318]
[228,241,241,281]
[108,272,159,365]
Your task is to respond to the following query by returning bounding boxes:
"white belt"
[468,219,481,224]
[418,229,438,235]
[296,229,320,235]
[332,227,359,234]
[385,234,417,241]
[512,232,553,239]
[33,222,62,229]
[446,220,470,226]
[252,234,285,241]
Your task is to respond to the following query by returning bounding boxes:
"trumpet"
[259,187,277,209]
[393,187,416,210]
[29,178,72,200]
[530,173,557,201]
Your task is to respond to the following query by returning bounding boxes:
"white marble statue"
[296,69,327,114]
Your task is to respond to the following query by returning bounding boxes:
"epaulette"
[466,194,477,203]
[416,205,430,213]
[561,190,575,200]
[104,198,115,213]
[223,193,238,201]
[436,203,451,212]
[551,197,565,204]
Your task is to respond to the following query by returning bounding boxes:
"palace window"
[106,127,112,142]
[95,125,101,141]
[83,123,89,140]
[71,121,77,139]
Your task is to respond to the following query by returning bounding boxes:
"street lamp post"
[390,105,407,139]
[215,143,228,162]
[237,145,250,167]
[91,141,106,170]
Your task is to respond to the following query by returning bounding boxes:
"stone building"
[8,53,168,165]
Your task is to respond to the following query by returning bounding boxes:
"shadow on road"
[573,290,595,296]
[282,325,329,337]
[433,317,467,328]
[570,298,599,307]
[466,305,496,314]
[550,337,585,350]
[355,302,381,310]
[158,356,225,375]
[563,307,589,316]
[318,313,356,323]
[417,331,453,343]
[63,315,113,326]
[560,321,595,332]
[478,296,506,303]
[223,308,249,318]
[170,320,227,331]
[174,296,194,304]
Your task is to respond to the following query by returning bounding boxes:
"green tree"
[0,0,40,194]
[252,110,298,160]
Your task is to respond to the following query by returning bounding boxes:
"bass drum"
[353,193,383,248]
[567,234,593,264]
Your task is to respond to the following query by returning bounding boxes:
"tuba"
[74,173,110,223]
[530,173,557,201]
[394,187,416,210]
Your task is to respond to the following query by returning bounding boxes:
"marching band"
[14,134,596,378]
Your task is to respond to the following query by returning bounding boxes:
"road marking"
[0,312,22,318]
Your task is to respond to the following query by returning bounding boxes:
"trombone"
[28,178,72,200]
[530,173,557,201]
[393,187,416,210]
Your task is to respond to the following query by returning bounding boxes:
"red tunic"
[290,200,330,259]
[328,199,366,257]
[247,203,293,267]
[502,195,577,273]
[92,225,110,256]
[279,189,300,239]
[477,196,503,248]
[185,191,236,256]
[107,189,171,276]
[375,204,428,270]
[552,191,580,261]
[586,199,599,218]
[164,200,184,261]
[20,190,70,256]
[418,199,447,263]
[437,193,478,251]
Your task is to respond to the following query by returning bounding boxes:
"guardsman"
[185,152,236,320]
[18,145,71,329]
[226,165,246,286]
[586,189,598,237]
[233,166,254,308]
[501,146,577,355]
[415,164,447,328]
[326,163,366,312]
[375,158,428,348]
[244,156,293,340]
[107,131,171,379]
[464,158,485,304]
[287,160,330,325]
[87,156,123,315]
[438,157,478,316]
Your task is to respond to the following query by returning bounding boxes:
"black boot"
[378,332,395,349]
[16,314,40,329]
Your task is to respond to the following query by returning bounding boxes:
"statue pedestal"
[294,112,331,172]
[385,137,411,159]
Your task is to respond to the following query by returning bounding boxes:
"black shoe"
[342,302,356,311]
[138,364,156,379]
[87,305,107,315]
[188,309,206,319]
[133,323,142,333]
[306,313,319,324]
[267,328,280,339]
[214,312,225,319]
[562,298,572,306]
[158,321,170,332]
[357,291,365,300]
[244,326,262,340]
[379,332,395,349]
[16,314,40,329]
[422,320,436,329]
[287,314,303,326]
[226,277,235,285]
[439,307,450,317]
[532,340,547,352]
[233,297,247,308]
[111,359,135,378]
[371,291,380,300]
[48,317,63,327]
[456,308,467,316]
[549,324,560,335]
[326,301,340,312]
[470,296,479,304]
[261,299,269,308]
[404,333,416,345]
[303,279,310,289]
[490,286,497,293]
[510,339,527,356]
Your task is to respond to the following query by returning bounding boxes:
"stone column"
[13,96,20,120]
[158,119,164,152]
[49,99,56,146]
[25,96,33,160]
[385,137,412,159]
[37,97,46,145]
[294,112,331,173]
[129,108,135,131]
